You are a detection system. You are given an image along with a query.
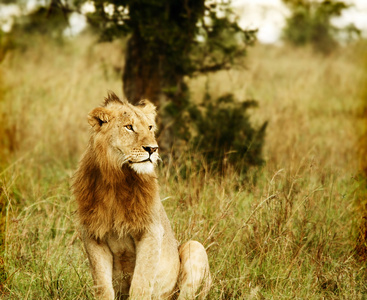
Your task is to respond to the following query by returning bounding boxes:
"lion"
[72,92,211,300]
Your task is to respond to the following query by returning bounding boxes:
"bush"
[4,4,70,51]
[282,0,358,54]
[164,92,267,174]
[189,93,267,173]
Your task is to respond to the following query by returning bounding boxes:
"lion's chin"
[129,161,155,174]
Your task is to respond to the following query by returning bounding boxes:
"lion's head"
[87,92,159,175]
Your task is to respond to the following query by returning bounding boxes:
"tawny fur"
[73,92,211,300]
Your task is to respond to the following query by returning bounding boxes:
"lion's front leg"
[129,224,164,300]
[177,240,211,300]
[83,234,114,300]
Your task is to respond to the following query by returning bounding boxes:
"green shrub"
[189,93,267,173]
[164,92,267,174]
[5,4,70,51]
[282,0,359,54]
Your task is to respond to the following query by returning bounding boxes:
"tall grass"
[0,34,366,299]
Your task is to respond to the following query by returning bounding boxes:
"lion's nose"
[142,146,158,155]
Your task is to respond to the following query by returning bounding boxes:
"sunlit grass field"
[0,34,366,299]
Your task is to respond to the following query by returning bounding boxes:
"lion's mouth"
[129,158,152,164]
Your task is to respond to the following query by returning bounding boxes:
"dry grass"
[0,34,366,299]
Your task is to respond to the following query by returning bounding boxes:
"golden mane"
[73,147,159,239]
[72,92,160,239]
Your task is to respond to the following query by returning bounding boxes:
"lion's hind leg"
[177,240,211,300]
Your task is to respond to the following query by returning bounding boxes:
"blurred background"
[0,0,367,298]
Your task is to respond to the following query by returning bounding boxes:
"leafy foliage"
[15,6,69,37]
[3,2,71,50]
[282,0,359,53]
[189,94,267,172]
[77,0,257,76]
[164,92,267,173]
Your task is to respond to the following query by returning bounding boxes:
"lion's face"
[88,96,159,174]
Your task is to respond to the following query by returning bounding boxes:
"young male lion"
[73,92,211,300]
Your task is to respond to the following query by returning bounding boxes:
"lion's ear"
[137,99,156,118]
[88,107,114,129]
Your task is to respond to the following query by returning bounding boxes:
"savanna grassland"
[0,33,366,299]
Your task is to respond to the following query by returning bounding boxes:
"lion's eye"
[125,125,134,131]
[148,125,153,131]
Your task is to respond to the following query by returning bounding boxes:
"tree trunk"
[123,34,162,106]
